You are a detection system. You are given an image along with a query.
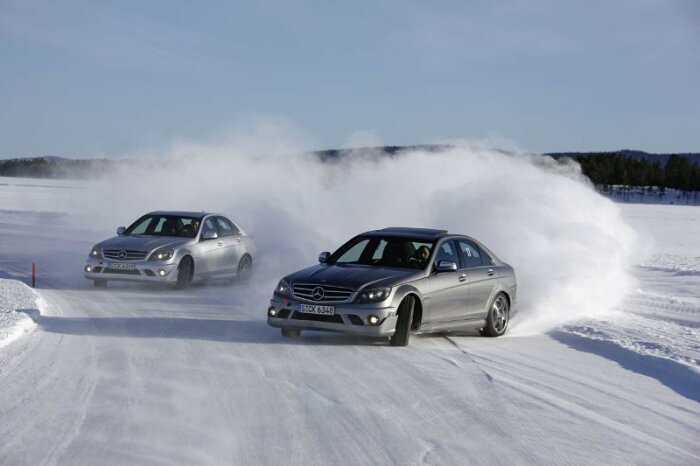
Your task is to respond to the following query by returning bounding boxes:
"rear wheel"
[236,255,253,283]
[481,293,509,337]
[390,295,415,347]
[281,328,301,338]
[174,257,193,290]
[93,279,107,288]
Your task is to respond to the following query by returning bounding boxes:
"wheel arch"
[498,289,511,307]
[393,285,424,330]
[179,253,195,279]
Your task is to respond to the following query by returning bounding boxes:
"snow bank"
[0,279,40,348]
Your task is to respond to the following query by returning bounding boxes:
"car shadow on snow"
[18,309,392,346]
[551,330,700,403]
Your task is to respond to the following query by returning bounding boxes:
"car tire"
[281,328,301,338]
[390,295,415,347]
[174,256,193,290]
[93,279,107,288]
[236,255,253,283]
[481,293,509,337]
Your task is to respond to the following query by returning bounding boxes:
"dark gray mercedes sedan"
[267,227,517,346]
[85,211,256,289]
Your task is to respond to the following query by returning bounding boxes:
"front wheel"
[390,296,415,346]
[93,279,107,288]
[481,293,510,337]
[174,257,193,290]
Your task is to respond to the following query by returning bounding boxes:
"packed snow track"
[0,180,699,465]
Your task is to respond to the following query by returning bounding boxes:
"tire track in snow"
[450,336,700,462]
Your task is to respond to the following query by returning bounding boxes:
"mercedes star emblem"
[312,287,325,301]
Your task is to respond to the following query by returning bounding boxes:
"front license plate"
[110,262,135,270]
[298,304,335,315]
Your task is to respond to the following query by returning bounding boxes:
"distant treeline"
[570,153,700,192]
[0,157,120,179]
[2,150,699,190]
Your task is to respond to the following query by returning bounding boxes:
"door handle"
[217,241,224,247]
[487,269,494,276]
[458,274,467,282]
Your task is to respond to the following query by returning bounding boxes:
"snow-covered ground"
[560,204,700,378]
[0,173,699,465]
[601,186,700,206]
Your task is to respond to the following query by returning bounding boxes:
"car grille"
[103,249,148,261]
[292,284,354,303]
[291,312,344,324]
[103,268,141,275]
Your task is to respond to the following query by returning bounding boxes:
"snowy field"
[0,158,699,465]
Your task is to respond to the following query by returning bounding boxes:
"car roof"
[147,211,220,219]
[363,227,449,240]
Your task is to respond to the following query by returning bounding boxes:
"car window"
[178,218,199,238]
[435,240,458,265]
[129,217,152,235]
[458,240,483,268]
[216,217,239,237]
[330,236,435,269]
[201,218,217,238]
[153,217,173,235]
[372,240,387,260]
[337,239,369,263]
[480,249,494,266]
[124,214,201,237]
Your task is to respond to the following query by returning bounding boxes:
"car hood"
[285,264,424,290]
[96,235,193,253]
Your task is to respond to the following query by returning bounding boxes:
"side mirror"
[201,230,218,240]
[436,260,458,272]
[318,251,330,263]
[117,226,126,235]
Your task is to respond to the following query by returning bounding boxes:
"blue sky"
[1,0,698,157]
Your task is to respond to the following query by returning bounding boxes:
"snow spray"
[50,123,639,334]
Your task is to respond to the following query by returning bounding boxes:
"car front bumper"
[84,257,179,283]
[266,295,399,337]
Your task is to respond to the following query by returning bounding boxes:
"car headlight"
[90,246,101,258]
[149,249,174,261]
[275,279,291,296]
[356,287,391,303]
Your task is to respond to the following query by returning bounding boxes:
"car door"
[214,216,243,275]
[426,239,470,323]
[196,216,225,277]
[457,239,499,319]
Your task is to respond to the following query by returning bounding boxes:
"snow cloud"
[52,123,639,333]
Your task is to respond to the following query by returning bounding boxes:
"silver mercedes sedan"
[267,227,516,346]
[84,211,256,289]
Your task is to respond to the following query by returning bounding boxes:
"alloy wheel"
[492,295,509,333]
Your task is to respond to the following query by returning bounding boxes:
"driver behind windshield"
[408,245,431,268]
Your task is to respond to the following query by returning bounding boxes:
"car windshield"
[328,235,435,269]
[123,214,201,238]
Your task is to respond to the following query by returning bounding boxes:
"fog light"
[85,265,92,273]
[158,269,167,277]
[367,315,380,325]
[268,307,277,317]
